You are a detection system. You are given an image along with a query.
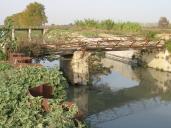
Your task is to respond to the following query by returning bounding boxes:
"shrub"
[74,19,142,33]
[158,17,169,28]
[0,67,86,127]
[165,40,171,53]
[144,31,157,41]
[100,19,115,30]
[0,63,12,71]
[0,22,17,54]
[75,19,99,28]
[0,50,6,60]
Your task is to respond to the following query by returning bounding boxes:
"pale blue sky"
[0,0,170,25]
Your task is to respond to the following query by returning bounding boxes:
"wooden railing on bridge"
[43,37,165,53]
[0,26,166,53]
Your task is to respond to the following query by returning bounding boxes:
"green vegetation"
[74,19,142,33]
[0,50,6,60]
[80,31,99,38]
[88,52,111,85]
[144,31,158,41]
[0,63,12,71]
[4,2,47,27]
[45,28,73,41]
[0,65,86,127]
[15,30,43,42]
[143,27,171,34]
[0,22,17,57]
[0,22,86,127]
[45,19,144,41]
[17,40,54,57]
[165,40,171,52]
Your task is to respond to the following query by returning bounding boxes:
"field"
[44,20,171,42]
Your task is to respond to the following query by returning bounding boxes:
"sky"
[0,0,171,25]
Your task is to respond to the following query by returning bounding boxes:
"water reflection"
[66,57,171,128]
[33,55,60,68]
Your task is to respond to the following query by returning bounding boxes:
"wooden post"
[12,29,15,40]
[42,28,47,44]
[43,29,46,36]
[28,28,32,41]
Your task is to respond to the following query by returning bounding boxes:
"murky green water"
[36,56,171,128]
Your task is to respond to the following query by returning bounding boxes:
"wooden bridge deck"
[43,38,165,53]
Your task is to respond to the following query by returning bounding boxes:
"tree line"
[4,2,47,27]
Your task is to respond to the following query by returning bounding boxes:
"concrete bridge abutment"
[60,51,91,86]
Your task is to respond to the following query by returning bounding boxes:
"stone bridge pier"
[60,51,91,86]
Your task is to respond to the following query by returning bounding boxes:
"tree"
[158,17,169,28]
[4,2,47,27]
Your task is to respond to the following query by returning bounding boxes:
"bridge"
[0,26,166,53]
[43,36,166,54]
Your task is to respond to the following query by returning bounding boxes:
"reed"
[74,19,142,32]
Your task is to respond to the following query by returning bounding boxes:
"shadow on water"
[35,53,171,128]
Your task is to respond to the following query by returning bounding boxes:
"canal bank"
[105,49,171,72]
[105,50,136,64]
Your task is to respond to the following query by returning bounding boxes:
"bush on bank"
[0,50,6,61]
[0,65,86,128]
[165,40,171,53]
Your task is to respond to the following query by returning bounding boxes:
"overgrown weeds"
[17,39,51,57]
[74,19,142,33]
[165,40,171,52]
[0,65,87,127]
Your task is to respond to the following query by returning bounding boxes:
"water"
[36,56,171,128]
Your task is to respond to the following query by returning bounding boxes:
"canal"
[34,54,171,128]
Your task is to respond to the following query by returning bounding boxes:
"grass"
[44,19,144,41]
[16,39,53,57]
[12,19,171,44]
[165,40,171,53]
[45,28,73,41]
[0,63,12,71]
[0,50,6,61]
[80,31,99,38]
[143,27,171,34]
[74,19,142,33]
[15,30,43,41]
[143,31,158,41]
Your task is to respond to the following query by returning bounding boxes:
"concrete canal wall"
[105,50,136,64]
[141,50,171,72]
[61,49,171,86]
[105,49,171,72]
